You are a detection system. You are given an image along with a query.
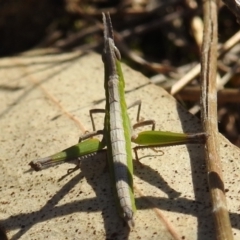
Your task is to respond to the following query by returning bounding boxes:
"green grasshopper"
[101,12,136,227]
[29,13,206,228]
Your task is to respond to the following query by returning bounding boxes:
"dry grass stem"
[200,0,233,239]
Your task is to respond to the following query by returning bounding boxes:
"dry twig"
[200,0,233,239]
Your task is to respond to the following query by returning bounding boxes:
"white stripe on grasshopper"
[108,74,134,226]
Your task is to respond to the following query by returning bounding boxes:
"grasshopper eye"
[114,46,121,60]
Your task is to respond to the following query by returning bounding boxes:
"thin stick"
[200,0,233,239]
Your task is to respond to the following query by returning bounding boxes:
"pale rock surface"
[0,50,239,239]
